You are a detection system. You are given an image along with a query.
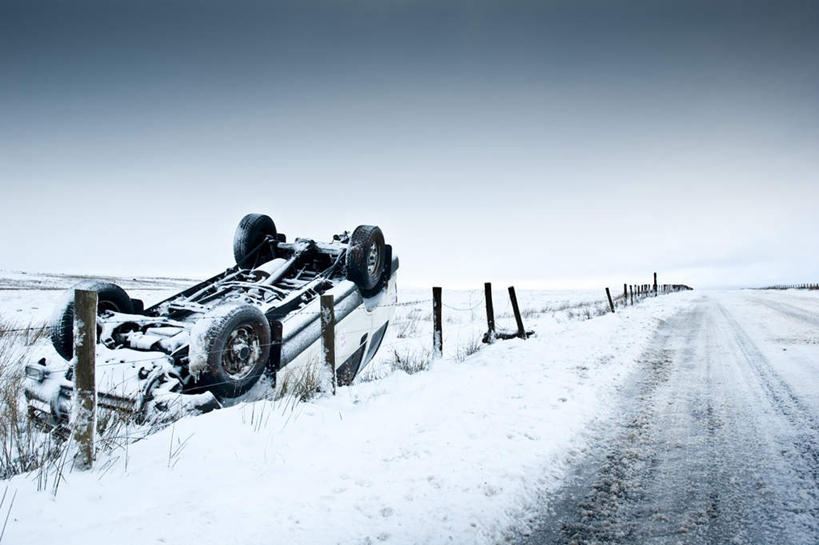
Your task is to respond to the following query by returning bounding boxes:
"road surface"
[518,290,819,545]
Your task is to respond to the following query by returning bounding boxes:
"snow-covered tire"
[346,225,386,297]
[189,304,271,399]
[233,213,277,269]
[50,281,134,360]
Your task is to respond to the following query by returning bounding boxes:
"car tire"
[233,213,277,269]
[51,281,134,360]
[190,304,271,399]
[346,225,386,297]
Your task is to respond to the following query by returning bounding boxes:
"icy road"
[518,291,819,545]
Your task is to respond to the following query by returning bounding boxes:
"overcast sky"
[1,0,817,289]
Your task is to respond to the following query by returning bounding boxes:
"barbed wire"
[441,300,483,312]
[9,289,675,372]
[0,298,436,334]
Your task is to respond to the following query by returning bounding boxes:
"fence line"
[19,274,696,452]
[757,283,819,290]
[602,274,693,314]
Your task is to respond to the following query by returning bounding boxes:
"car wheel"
[190,304,271,399]
[346,225,386,297]
[233,213,277,269]
[51,281,134,360]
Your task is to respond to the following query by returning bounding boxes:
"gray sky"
[1,0,817,289]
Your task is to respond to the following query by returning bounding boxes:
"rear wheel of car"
[346,225,386,297]
[51,281,134,360]
[191,304,271,399]
[233,213,277,269]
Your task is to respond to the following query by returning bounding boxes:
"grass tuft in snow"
[0,317,145,487]
[455,336,483,363]
[393,311,423,339]
[276,361,322,403]
[389,347,432,375]
[0,318,61,480]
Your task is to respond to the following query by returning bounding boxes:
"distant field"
[0,271,199,324]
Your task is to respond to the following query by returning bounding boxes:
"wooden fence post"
[432,287,443,357]
[267,320,283,386]
[630,284,634,305]
[484,282,495,343]
[623,284,628,306]
[320,294,336,395]
[653,272,658,297]
[605,287,615,313]
[73,289,97,470]
[508,286,526,338]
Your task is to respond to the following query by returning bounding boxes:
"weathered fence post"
[484,282,495,343]
[605,287,615,313]
[630,284,634,305]
[623,284,628,306]
[653,272,658,297]
[73,289,97,470]
[267,320,283,388]
[508,286,526,338]
[320,294,336,395]
[432,287,443,357]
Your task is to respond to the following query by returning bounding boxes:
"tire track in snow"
[715,302,818,430]
[516,294,819,545]
[714,302,819,500]
[516,305,707,544]
[747,296,819,329]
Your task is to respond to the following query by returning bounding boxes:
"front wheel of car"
[346,225,387,297]
[189,304,271,399]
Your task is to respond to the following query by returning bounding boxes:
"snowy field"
[0,270,196,325]
[0,271,688,544]
[2,274,815,544]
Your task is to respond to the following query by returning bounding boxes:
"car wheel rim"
[223,325,261,380]
[98,301,120,313]
[367,244,380,277]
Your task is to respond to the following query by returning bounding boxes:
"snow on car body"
[24,214,398,427]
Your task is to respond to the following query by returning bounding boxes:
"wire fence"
[9,279,694,455]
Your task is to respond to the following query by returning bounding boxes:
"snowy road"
[519,291,819,545]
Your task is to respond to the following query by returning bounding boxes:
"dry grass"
[275,361,322,402]
[507,299,611,322]
[0,317,140,487]
[455,336,483,363]
[393,312,422,339]
[0,321,52,479]
[564,301,610,320]
[0,318,63,480]
[389,347,432,375]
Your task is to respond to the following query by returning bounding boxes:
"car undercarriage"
[24,214,398,429]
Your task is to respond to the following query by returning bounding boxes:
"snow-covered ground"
[0,272,696,545]
[0,270,195,325]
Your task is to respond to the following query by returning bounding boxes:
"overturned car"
[24,214,398,427]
